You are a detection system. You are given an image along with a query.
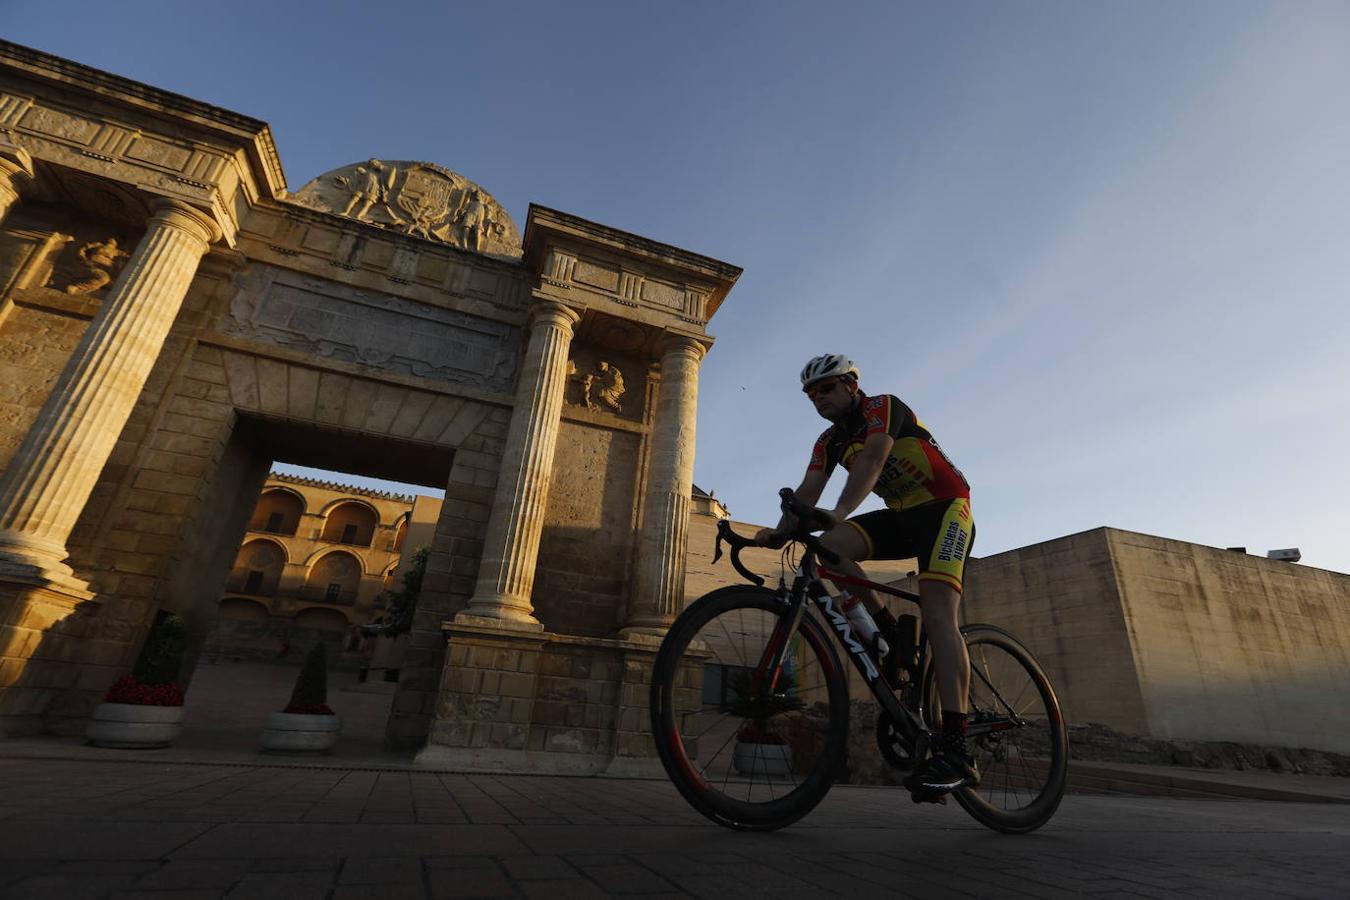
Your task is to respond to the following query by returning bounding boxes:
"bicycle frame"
[758,544,931,748]
[750,540,1021,746]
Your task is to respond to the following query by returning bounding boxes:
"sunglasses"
[805,379,844,400]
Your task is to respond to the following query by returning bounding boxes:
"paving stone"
[426,865,515,899]
[500,854,579,880]
[340,856,424,884]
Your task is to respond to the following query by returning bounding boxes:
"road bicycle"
[649,489,1068,833]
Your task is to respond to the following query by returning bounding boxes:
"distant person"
[754,354,976,801]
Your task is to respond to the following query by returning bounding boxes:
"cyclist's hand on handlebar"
[753,527,788,549]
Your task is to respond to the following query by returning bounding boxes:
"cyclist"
[753,354,978,800]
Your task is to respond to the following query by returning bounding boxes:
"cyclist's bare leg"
[919,580,969,714]
[819,525,881,613]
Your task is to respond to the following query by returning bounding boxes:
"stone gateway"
[0,40,740,774]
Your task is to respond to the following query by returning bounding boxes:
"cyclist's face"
[805,377,855,419]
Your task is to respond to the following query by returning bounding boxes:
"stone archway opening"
[180,413,450,754]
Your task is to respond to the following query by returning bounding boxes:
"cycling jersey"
[807,393,969,511]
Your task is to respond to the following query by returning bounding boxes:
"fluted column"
[459,300,580,628]
[0,147,34,224]
[0,199,221,591]
[623,333,706,637]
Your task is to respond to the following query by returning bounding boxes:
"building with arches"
[207,472,441,665]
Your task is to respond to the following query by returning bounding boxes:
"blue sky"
[9,1,1349,572]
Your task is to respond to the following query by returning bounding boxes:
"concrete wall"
[964,527,1350,753]
[963,528,1149,734]
[1108,530,1350,753]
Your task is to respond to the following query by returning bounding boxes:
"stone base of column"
[0,531,93,599]
[615,624,668,642]
[0,582,110,735]
[455,592,544,632]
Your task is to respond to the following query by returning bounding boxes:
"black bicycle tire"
[922,623,1069,833]
[650,585,850,831]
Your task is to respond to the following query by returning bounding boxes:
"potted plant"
[259,640,341,752]
[86,614,188,749]
[726,669,804,776]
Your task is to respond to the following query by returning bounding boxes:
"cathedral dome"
[291,160,520,258]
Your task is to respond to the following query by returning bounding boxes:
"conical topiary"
[104,614,187,706]
[283,641,333,715]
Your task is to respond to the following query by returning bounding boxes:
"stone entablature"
[0,39,284,244]
[524,205,738,337]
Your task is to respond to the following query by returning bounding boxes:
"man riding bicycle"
[753,354,978,800]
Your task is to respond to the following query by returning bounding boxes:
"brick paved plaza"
[0,755,1346,899]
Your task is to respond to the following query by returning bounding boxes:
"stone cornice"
[523,204,741,321]
[0,39,286,199]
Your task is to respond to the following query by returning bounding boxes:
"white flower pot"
[259,711,341,752]
[733,740,792,777]
[86,702,184,749]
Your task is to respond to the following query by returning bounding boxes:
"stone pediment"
[290,160,521,259]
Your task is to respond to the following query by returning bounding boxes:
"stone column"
[0,198,221,591]
[622,333,706,637]
[0,146,34,224]
[459,300,580,629]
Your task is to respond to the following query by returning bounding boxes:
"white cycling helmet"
[800,354,860,390]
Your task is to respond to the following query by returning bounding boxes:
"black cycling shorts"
[843,498,975,592]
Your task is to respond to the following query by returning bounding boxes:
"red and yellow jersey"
[807,393,969,510]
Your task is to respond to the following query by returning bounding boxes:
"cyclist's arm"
[829,432,894,523]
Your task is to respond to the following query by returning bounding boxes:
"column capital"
[659,331,708,363]
[0,144,34,185]
[527,299,581,333]
[148,197,224,247]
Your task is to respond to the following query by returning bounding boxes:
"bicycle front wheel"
[924,624,1069,833]
[650,586,849,831]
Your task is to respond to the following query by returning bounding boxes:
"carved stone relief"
[39,223,137,296]
[565,352,642,420]
[221,266,520,393]
[59,237,128,294]
[290,160,521,259]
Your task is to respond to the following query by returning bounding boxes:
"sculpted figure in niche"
[567,359,625,413]
[336,159,404,226]
[595,361,625,413]
[64,238,128,295]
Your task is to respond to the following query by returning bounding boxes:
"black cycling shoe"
[908,749,980,794]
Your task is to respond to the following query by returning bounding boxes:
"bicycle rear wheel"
[650,586,849,831]
[923,624,1068,833]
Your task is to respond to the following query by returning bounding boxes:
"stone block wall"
[418,624,662,775]
[532,419,642,637]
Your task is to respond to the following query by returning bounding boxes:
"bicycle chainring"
[876,712,918,771]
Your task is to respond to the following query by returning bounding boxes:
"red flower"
[104,674,184,706]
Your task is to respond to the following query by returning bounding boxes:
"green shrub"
[131,614,186,686]
[381,547,428,636]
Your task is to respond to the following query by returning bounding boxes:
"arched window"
[228,539,286,596]
[304,551,363,605]
[249,489,304,535]
[393,515,408,552]
[321,501,378,547]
